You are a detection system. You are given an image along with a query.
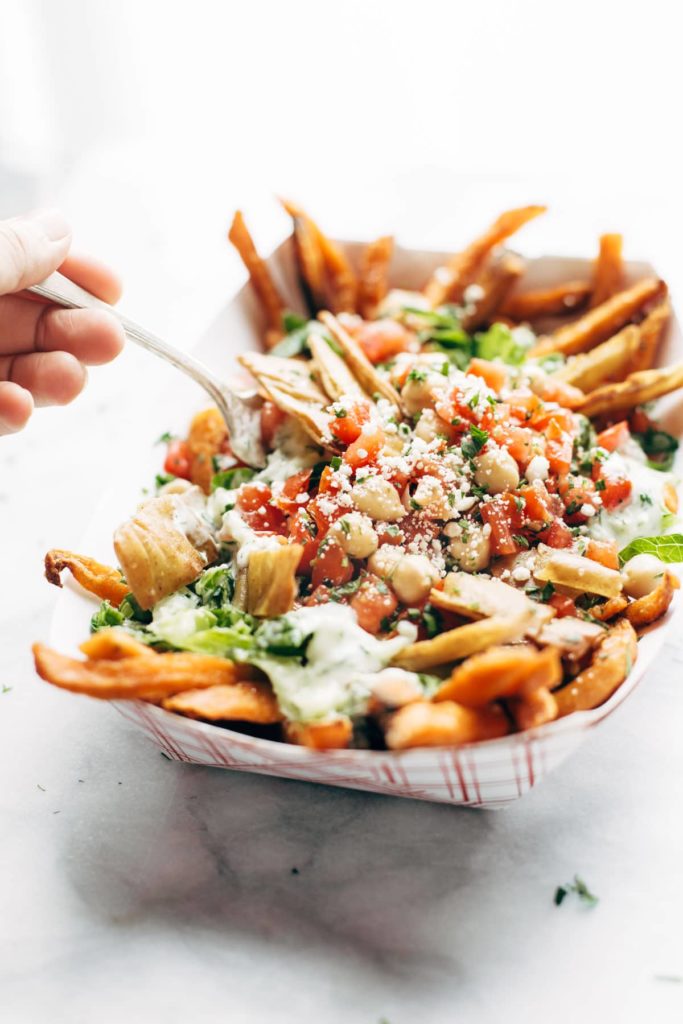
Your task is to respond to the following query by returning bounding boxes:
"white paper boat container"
[51,239,682,808]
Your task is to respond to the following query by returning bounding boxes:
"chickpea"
[391,554,439,604]
[474,448,520,495]
[400,371,441,416]
[352,476,406,522]
[381,432,406,457]
[621,553,667,599]
[327,512,378,559]
[415,408,441,443]
[409,474,450,518]
[368,545,403,580]
[446,523,491,573]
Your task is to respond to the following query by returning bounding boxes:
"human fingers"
[59,251,123,304]
[0,296,125,364]
[0,210,71,295]
[0,350,87,407]
[0,381,34,434]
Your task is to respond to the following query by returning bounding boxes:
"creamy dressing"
[219,509,282,569]
[250,604,417,723]
[588,450,678,548]
[170,487,214,556]
[151,590,215,645]
[259,418,320,483]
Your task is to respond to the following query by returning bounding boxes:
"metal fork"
[28,271,265,467]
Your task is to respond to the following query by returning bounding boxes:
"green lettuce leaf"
[619,533,683,564]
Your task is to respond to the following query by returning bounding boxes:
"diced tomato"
[236,482,287,533]
[288,509,319,574]
[549,593,577,618]
[398,513,441,550]
[629,408,653,434]
[350,575,399,634]
[596,420,630,453]
[272,469,313,514]
[307,494,345,535]
[480,495,524,557]
[260,400,287,450]
[545,418,574,477]
[311,539,354,589]
[351,320,413,364]
[534,378,585,409]
[344,426,384,468]
[558,475,597,522]
[467,357,508,392]
[600,474,633,511]
[493,424,541,468]
[304,585,332,606]
[164,439,192,479]
[537,519,574,549]
[330,400,371,445]
[517,483,556,527]
[529,407,577,436]
[506,389,544,421]
[585,538,619,570]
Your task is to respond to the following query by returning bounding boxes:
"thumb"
[0,209,72,295]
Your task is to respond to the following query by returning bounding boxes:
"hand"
[0,209,125,435]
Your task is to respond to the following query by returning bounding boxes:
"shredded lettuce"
[473,323,530,365]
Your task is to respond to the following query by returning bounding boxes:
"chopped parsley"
[461,424,489,460]
[554,875,599,908]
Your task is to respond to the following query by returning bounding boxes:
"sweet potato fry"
[590,234,624,308]
[163,679,282,723]
[33,643,249,701]
[588,595,629,622]
[460,253,525,331]
[280,199,328,313]
[530,277,666,358]
[434,644,561,707]
[391,615,528,672]
[246,542,303,617]
[358,236,394,319]
[228,211,285,334]
[423,205,546,307]
[578,364,683,419]
[625,571,677,628]
[284,717,353,749]
[44,550,128,607]
[507,687,558,731]
[187,407,229,494]
[554,619,638,716]
[80,628,156,660]
[553,324,642,391]
[501,280,591,321]
[385,700,509,749]
[318,311,402,409]
[629,299,670,373]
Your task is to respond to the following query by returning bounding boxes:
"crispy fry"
[534,548,623,599]
[391,615,528,672]
[590,234,624,308]
[246,542,303,617]
[228,211,285,334]
[280,199,328,313]
[434,644,562,707]
[33,643,248,702]
[588,595,629,622]
[460,253,525,331]
[308,332,366,401]
[629,299,670,373]
[318,311,402,409]
[554,619,638,716]
[507,687,558,731]
[44,550,128,607]
[553,324,642,391]
[187,407,229,494]
[501,280,592,321]
[114,492,215,610]
[281,199,357,313]
[625,571,676,628]
[385,700,509,749]
[535,616,604,658]
[80,628,156,661]
[423,205,546,307]
[430,572,553,632]
[284,717,353,749]
[530,277,666,357]
[579,363,683,419]
[163,678,282,723]
[358,236,394,319]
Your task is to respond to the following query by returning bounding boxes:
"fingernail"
[25,207,71,242]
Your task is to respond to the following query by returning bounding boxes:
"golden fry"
[629,300,670,373]
[385,700,509,749]
[163,679,282,723]
[80,628,156,660]
[44,550,128,607]
[228,211,285,334]
[33,643,249,702]
[507,687,558,731]
[501,280,591,321]
[625,572,677,628]
[434,644,561,707]
[280,199,328,313]
[530,277,666,357]
[553,324,642,391]
[246,543,303,617]
[430,572,553,632]
[587,595,629,622]
[579,364,683,419]
[284,717,353,749]
[187,407,228,494]
[358,236,394,318]
[554,619,638,716]
[318,311,402,409]
[392,615,528,672]
[590,234,624,308]
[461,253,525,331]
[535,616,604,658]
[238,351,333,445]
[423,205,546,307]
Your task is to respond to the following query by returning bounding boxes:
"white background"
[1,2,683,1022]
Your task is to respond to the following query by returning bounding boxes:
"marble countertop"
[2,168,683,1024]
